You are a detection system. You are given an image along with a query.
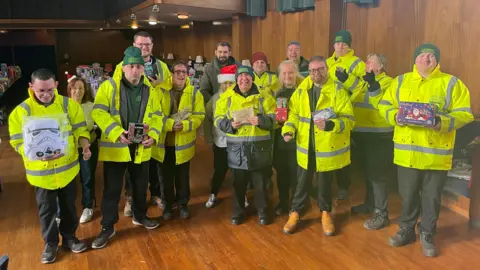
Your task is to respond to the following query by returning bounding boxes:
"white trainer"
[205,194,217,208]
[79,208,94,224]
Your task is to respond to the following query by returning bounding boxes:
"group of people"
[8,29,473,264]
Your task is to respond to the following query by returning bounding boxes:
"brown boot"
[283,211,300,234]
[321,211,335,236]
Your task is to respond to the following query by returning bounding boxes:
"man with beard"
[200,42,240,103]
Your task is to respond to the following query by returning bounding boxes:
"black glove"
[335,68,349,83]
[362,71,376,84]
[324,120,335,132]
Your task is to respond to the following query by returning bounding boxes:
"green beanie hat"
[235,65,254,81]
[334,29,352,47]
[413,43,440,63]
[122,46,145,66]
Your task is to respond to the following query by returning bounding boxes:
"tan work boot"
[321,211,335,236]
[283,211,300,234]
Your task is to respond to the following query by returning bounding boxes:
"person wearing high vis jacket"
[155,60,205,221]
[327,29,366,201]
[252,52,280,96]
[379,44,474,257]
[342,53,395,230]
[9,69,91,263]
[215,65,276,226]
[281,56,355,236]
[91,46,163,250]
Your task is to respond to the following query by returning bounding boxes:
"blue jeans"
[78,141,99,209]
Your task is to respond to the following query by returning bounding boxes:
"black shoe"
[179,206,190,219]
[336,189,349,200]
[258,215,270,225]
[162,210,173,221]
[351,203,374,214]
[133,217,160,230]
[62,237,88,253]
[91,228,115,249]
[231,215,245,225]
[420,232,437,257]
[41,242,58,264]
[364,211,390,230]
[388,227,416,247]
[275,204,289,216]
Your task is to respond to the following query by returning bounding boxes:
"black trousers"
[291,152,335,213]
[101,147,149,228]
[397,166,447,234]
[160,147,191,211]
[336,165,351,191]
[352,132,393,215]
[231,168,268,217]
[35,179,78,245]
[210,145,229,195]
[273,147,297,207]
[124,158,163,199]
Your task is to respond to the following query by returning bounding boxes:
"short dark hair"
[31,68,56,83]
[309,55,327,65]
[215,41,231,51]
[134,31,153,43]
[171,60,188,72]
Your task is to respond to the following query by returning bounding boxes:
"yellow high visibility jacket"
[327,49,366,93]
[379,64,474,170]
[151,81,205,164]
[282,76,355,172]
[113,57,172,90]
[92,72,163,164]
[9,90,90,190]
[214,84,276,170]
[254,71,279,95]
[344,72,394,133]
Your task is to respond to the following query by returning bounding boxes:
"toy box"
[397,102,436,127]
[275,97,288,122]
[128,123,149,144]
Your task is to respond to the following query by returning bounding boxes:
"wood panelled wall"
[346,0,480,115]
[161,23,232,63]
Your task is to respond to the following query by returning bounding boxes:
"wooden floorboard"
[1,126,480,269]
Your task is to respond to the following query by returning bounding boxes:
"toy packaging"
[232,107,254,124]
[312,107,336,121]
[397,102,436,127]
[128,123,149,144]
[276,97,288,122]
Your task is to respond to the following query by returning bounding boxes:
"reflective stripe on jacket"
[378,64,474,170]
[282,76,355,172]
[327,49,366,93]
[255,72,279,95]
[113,58,172,90]
[9,90,90,190]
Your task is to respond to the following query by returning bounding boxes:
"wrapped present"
[276,97,288,122]
[312,107,336,121]
[232,107,254,124]
[171,108,191,125]
[397,102,436,127]
[128,123,149,144]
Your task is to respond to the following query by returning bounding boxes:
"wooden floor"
[1,127,480,270]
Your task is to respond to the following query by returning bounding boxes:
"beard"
[217,56,228,64]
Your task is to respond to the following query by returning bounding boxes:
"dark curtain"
[246,0,267,17]
[277,0,315,13]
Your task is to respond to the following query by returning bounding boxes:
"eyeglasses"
[135,43,152,48]
[173,70,187,75]
[309,68,325,74]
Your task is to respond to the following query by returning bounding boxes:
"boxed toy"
[128,123,149,144]
[276,97,288,122]
[397,102,436,127]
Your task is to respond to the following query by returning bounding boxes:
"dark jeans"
[125,158,164,200]
[210,145,229,195]
[231,168,268,217]
[336,165,351,191]
[397,166,447,234]
[160,147,191,211]
[101,146,149,229]
[352,132,393,215]
[273,147,297,207]
[36,179,78,245]
[78,140,99,209]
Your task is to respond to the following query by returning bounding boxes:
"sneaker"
[420,232,437,257]
[41,242,58,264]
[151,196,165,209]
[91,228,116,249]
[162,210,173,220]
[79,208,94,224]
[63,237,88,253]
[388,227,416,247]
[244,195,249,208]
[351,203,373,214]
[179,206,190,219]
[124,200,132,217]
[205,194,217,209]
[258,211,270,225]
[363,211,390,230]
[337,189,349,200]
[133,217,160,230]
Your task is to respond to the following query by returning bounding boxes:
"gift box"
[312,107,336,121]
[128,123,149,144]
[397,102,436,127]
[276,97,288,122]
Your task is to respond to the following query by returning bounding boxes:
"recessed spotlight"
[212,21,222,26]
[177,13,189,20]
[152,4,160,12]
[99,28,103,31]
[130,13,136,20]
[149,20,157,26]
[131,25,138,29]
[0,30,7,34]
[180,24,190,29]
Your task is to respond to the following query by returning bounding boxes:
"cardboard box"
[398,102,436,127]
[128,123,149,143]
[276,97,288,122]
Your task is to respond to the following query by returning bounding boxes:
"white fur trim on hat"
[217,74,236,83]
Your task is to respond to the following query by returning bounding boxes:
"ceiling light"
[130,13,136,20]
[152,4,159,12]
[180,24,190,29]
[177,13,189,20]
[149,20,157,26]
[131,25,138,29]
[116,18,121,24]
[0,30,7,34]
[212,21,222,26]
[99,28,103,31]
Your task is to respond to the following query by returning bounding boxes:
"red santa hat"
[217,64,237,83]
